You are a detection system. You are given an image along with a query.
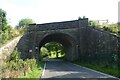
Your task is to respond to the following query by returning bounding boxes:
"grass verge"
[19,61,44,79]
[73,61,120,78]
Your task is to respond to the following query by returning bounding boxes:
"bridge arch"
[38,32,78,61]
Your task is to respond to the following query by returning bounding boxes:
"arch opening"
[40,42,65,59]
[38,33,76,61]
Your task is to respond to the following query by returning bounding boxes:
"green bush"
[9,48,21,61]
[25,59,37,71]
[89,21,119,36]
[1,27,21,47]
[40,47,49,58]
[1,48,38,78]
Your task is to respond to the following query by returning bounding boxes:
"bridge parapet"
[28,18,88,31]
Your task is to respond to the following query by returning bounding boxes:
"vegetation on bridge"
[89,20,120,36]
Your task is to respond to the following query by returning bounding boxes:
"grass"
[73,61,120,78]
[19,61,44,79]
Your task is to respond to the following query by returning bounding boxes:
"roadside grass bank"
[72,61,119,78]
[0,35,22,48]
[19,61,44,78]
[1,48,44,79]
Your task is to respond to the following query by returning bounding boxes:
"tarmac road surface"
[41,58,119,80]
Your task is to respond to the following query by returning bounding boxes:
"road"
[41,59,119,80]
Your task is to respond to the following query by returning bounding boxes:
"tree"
[0,9,7,32]
[18,18,34,28]
[44,42,65,58]
[40,47,49,58]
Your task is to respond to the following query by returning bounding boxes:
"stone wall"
[28,20,79,31]
[0,36,21,64]
[79,26,119,68]
[28,18,88,31]
[17,29,79,61]
[16,33,31,60]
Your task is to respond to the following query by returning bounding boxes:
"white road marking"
[42,62,46,76]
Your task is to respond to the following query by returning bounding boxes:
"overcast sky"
[0,0,119,27]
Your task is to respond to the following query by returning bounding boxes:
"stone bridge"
[16,18,120,63]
